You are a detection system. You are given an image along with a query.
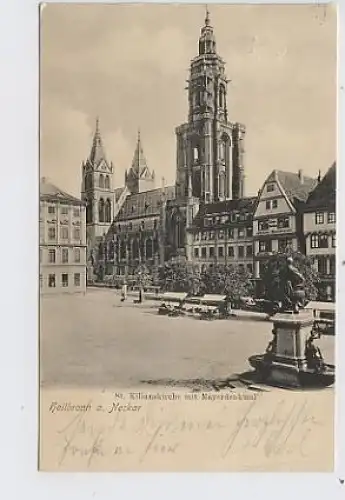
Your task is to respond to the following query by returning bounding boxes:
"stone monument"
[249,257,334,387]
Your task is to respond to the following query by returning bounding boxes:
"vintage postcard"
[39,3,336,472]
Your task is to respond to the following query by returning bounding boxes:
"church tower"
[125,130,155,194]
[175,9,245,203]
[81,118,115,245]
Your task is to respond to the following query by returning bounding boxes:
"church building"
[82,11,250,282]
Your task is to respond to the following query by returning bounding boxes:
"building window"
[209,247,215,258]
[201,247,207,258]
[48,227,56,240]
[246,226,253,237]
[228,246,234,257]
[332,233,336,248]
[73,228,80,240]
[62,274,68,287]
[48,205,55,214]
[48,274,55,288]
[218,230,225,240]
[238,246,244,258]
[74,248,81,263]
[272,200,278,209]
[61,227,69,240]
[74,273,81,287]
[62,248,69,263]
[48,249,56,263]
[315,212,324,224]
[247,264,253,274]
[310,234,319,248]
[259,240,271,253]
[228,228,234,239]
[40,274,43,289]
[277,217,289,229]
[330,256,335,275]
[61,206,68,215]
[194,247,199,258]
[218,246,224,258]
[246,245,253,257]
[266,200,271,210]
[319,234,328,249]
[318,257,327,275]
[202,232,208,241]
[267,183,274,192]
[258,220,269,231]
[238,228,244,238]
[208,231,215,240]
[328,212,336,223]
[73,207,80,217]
[105,175,110,189]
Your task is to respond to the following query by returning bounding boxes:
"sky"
[40,3,336,198]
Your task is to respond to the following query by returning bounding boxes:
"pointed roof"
[267,170,318,203]
[199,6,217,53]
[128,130,152,178]
[305,162,336,211]
[89,117,107,167]
[40,177,84,205]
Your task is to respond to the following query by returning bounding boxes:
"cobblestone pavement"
[40,288,335,390]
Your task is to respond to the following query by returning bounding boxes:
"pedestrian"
[121,282,127,302]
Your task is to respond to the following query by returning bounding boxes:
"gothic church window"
[105,175,110,189]
[146,239,153,259]
[105,199,112,223]
[99,174,105,189]
[98,198,105,222]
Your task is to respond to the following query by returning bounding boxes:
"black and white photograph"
[39,3,336,472]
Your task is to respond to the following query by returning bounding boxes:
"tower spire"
[205,5,210,26]
[89,116,107,166]
[199,6,216,55]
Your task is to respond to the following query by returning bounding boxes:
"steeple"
[131,128,148,175]
[89,117,107,167]
[125,129,155,194]
[199,6,216,55]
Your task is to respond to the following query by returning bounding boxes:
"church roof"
[40,178,84,205]
[305,162,336,211]
[268,170,317,203]
[114,186,175,221]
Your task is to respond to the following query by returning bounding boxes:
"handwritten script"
[39,389,331,471]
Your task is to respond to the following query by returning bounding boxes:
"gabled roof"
[40,178,84,205]
[267,170,317,203]
[305,162,336,211]
[114,185,175,221]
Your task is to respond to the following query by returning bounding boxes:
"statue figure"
[280,256,306,313]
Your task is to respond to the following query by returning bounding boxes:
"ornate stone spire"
[89,117,107,166]
[130,128,149,176]
[199,5,216,54]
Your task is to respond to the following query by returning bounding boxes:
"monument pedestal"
[248,310,334,388]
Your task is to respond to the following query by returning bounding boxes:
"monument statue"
[280,256,306,314]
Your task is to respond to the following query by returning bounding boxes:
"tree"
[200,264,253,302]
[260,251,319,303]
[159,262,202,294]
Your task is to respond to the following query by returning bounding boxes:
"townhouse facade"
[187,197,256,273]
[40,178,87,294]
[303,163,336,300]
[253,169,318,280]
